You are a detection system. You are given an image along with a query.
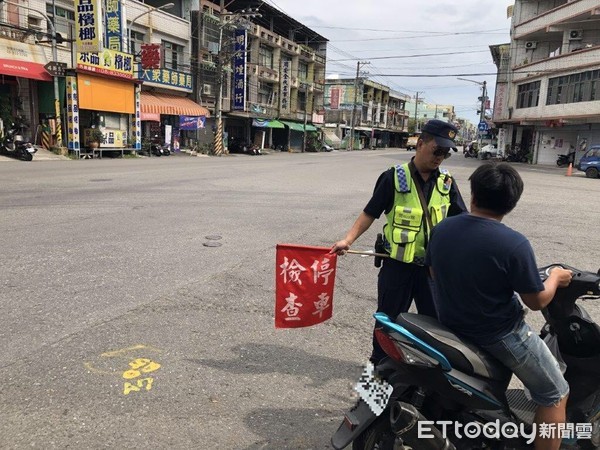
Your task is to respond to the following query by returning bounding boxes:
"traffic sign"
[44,62,67,77]
[478,121,489,132]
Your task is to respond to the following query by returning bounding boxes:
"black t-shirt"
[425,214,545,344]
[363,164,467,219]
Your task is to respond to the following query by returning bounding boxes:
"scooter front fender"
[331,398,379,450]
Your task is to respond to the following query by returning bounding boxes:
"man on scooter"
[426,162,573,450]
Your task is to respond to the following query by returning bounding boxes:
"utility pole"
[457,77,487,153]
[214,0,226,156]
[413,91,423,133]
[302,83,308,153]
[478,80,487,153]
[348,60,369,150]
[213,4,261,156]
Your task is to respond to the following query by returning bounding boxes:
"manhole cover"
[203,242,222,247]
[205,235,222,240]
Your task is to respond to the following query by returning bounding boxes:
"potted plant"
[87,128,105,149]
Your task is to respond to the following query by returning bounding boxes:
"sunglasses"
[433,147,452,159]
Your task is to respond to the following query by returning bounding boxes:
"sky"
[262,0,515,125]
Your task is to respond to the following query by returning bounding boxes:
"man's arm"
[519,268,572,311]
[329,212,376,255]
[448,179,468,216]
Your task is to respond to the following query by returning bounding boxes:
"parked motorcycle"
[557,151,576,167]
[332,263,600,450]
[0,122,37,161]
[464,146,478,158]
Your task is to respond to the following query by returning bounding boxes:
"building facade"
[493,0,600,164]
[195,0,327,152]
[323,78,410,149]
[0,0,208,155]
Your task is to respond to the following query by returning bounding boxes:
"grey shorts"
[480,319,569,407]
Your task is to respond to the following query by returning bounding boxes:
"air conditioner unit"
[569,29,583,41]
[202,84,212,95]
[525,41,537,50]
[28,16,43,31]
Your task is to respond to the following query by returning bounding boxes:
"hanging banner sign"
[104,0,123,51]
[77,49,134,79]
[275,244,338,329]
[179,115,206,130]
[280,59,291,114]
[75,0,103,53]
[66,76,80,151]
[233,29,247,111]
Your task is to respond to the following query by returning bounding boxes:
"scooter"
[464,145,478,159]
[557,151,576,167]
[1,122,37,161]
[331,263,600,450]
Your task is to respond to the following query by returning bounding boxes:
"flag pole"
[346,250,390,258]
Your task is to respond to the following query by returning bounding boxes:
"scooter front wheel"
[21,151,33,161]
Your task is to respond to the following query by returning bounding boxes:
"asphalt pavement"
[0,149,598,448]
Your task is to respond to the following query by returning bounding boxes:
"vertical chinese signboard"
[104,0,123,51]
[275,244,338,328]
[280,59,291,114]
[75,0,103,53]
[329,87,340,110]
[233,29,247,111]
[66,76,80,152]
[131,84,141,150]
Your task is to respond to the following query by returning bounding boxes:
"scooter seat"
[396,313,511,381]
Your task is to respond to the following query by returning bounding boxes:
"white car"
[479,144,498,159]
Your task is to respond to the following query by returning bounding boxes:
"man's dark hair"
[469,162,524,215]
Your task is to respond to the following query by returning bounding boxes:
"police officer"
[330,119,467,363]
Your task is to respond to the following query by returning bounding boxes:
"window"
[258,82,274,105]
[297,90,307,111]
[547,69,600,105]
[259,45,274,69]
[298,62,308,81]
[517,81,540,108]
[130,31,145,56]
[46,4,75,42]
[162,40,183,70]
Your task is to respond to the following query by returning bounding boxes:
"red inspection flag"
[275,244,338,328]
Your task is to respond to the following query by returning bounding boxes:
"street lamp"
[127,2,174,54]
[4,1,63,147]
[457,77,487,154]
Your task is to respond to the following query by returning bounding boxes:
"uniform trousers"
[371,257,437,363]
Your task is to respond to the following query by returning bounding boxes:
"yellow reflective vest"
[383,163,452,264]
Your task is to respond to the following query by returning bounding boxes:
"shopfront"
[138,67,209,151]
[0,38,56,144]
[66,49,139,156]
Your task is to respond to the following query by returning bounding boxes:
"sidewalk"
[0,147,70,162]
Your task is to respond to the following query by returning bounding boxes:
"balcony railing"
[512,45,600,82]
[513,0,600,39]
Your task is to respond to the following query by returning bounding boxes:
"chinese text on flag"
[275,244,337,328]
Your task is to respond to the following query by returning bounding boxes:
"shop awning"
[0,41,52,81]
[281,120,306,132]
[252,118,285,128]
[140,92,210,117]
[305,124,318,132]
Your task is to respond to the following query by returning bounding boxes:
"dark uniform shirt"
[363,162,467,220]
